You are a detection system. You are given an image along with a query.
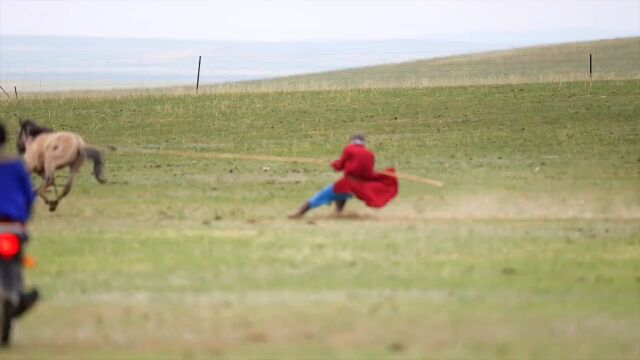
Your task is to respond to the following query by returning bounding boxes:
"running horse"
[16,120,106,212]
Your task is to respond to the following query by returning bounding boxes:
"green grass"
[0,80,639,359]
[215,37,640,91]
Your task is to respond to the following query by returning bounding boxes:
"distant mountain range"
[0,29,636,91]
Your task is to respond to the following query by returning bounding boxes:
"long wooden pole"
[120,147,444,187]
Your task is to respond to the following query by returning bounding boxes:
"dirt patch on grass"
[308,193,640,223]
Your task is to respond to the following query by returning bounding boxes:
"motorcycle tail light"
[0,233,20,258]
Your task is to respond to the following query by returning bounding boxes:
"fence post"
[589,54,593,81]
[14,86,18,99]
[196,56,201,93]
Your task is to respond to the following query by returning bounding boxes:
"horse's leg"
[36,164,56,207]
[49,161,82,212]
[27,162,51,205]
[58,167,79,200]
[52,176,59,197]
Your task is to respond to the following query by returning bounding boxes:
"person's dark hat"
[350,134,365,144]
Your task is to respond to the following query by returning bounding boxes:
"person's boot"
[289,202,311,219]
[13,288,39,318]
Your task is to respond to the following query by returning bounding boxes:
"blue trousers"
[308,184,352,209]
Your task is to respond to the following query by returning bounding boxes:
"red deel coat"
[331,144,398,208]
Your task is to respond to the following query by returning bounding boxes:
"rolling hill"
[212,37,640,91]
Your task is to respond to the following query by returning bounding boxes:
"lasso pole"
[118,147,444,187]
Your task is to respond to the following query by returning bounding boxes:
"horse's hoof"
[48,202,58,212]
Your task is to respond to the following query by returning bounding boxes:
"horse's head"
[0,121,6,149]
[16,120,28,154]
[17,119,52,154]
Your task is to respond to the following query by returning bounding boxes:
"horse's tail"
[84,146,106,183]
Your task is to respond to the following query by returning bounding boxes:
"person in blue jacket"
[0,122,39,318]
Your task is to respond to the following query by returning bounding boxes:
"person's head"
[349,134,365,145]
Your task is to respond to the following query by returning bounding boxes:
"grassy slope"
[215,37,640,91]
[0,80,638,358]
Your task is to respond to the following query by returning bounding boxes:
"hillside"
[212,37,640,91]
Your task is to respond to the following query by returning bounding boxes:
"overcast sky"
[1,0,638,42]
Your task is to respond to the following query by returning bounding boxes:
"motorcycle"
[0,222,38,347]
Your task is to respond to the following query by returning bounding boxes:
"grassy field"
[0,79,638,358]
[214,37,640,91]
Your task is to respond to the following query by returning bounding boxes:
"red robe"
[331,144,398,208]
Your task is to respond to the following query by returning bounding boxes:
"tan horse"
[17,120,106,212]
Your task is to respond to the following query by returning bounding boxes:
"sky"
[0,0,638,42]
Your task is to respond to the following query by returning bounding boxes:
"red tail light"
[0,233,20,258]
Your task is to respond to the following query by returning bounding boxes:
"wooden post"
[589,53,592,81]
[14,86,18,99]
[196,56,201,93]
[0,85,10,98]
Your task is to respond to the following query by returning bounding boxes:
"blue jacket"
[0,159,36,223]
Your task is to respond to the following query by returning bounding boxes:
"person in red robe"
[289,134,398,218]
